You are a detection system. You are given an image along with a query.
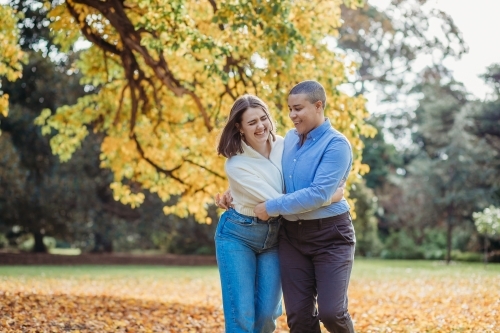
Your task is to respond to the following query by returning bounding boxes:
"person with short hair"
[214,94,345,333]
[254,80,356,333]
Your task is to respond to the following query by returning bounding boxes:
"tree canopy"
[0,5,27,118]
[2,0,374,222]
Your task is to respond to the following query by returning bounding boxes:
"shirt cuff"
[266,198,281,217]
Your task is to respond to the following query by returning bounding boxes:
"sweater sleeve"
[225,162,284,204]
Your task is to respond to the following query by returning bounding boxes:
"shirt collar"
[294,118,331,141]
[240,135,275,158]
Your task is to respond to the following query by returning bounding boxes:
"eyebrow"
[247,115,267,123]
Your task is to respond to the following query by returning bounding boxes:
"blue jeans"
[215,209,282,333]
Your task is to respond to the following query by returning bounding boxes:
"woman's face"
[237,107,271,149]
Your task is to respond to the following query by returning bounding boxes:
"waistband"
[232,204,258,217]
[281,211,350,229]
[227,208,280,224]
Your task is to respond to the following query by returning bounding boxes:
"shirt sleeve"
[265,139,351,216]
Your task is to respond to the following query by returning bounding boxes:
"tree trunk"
[32,230,47,253]
[92,232,113,253]
[484,237,489,267]
[446,217,453,264]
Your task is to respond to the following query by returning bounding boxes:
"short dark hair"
[289,80,327,110]
[217,95,276,158]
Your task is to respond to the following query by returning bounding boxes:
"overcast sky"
[436,0,500,99]
[370,0,500,100]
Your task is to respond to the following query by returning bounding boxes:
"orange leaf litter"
[1,267,499,332]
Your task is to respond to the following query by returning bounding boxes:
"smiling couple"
[214,80,356,333]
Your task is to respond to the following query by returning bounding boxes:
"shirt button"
[293,159,296,162]
[299,222,302,225]
[289,175,292,178]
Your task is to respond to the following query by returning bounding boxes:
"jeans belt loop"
[319,218,323,230]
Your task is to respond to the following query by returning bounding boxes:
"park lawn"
[0,259,499,332]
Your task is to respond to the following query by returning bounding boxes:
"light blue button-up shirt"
[265,118,352,221]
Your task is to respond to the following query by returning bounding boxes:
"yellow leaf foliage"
[32,0,376,221]
[0,5,27,118]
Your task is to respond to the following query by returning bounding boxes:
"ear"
[315,100,323,111]
[235,123,241,131]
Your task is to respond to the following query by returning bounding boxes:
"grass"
[1,258,498,279]
[352,258,500,279]
[0,264,219,278]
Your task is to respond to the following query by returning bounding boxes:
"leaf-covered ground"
[1,260,499,332]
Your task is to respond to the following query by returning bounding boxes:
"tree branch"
[183,158,225,180]
[132,133,185,184]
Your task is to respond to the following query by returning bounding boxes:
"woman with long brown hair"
[215,94,283,333]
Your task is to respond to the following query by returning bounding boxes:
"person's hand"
[330,183,346,203]
[254,202,270,220]
[215,189,233,210]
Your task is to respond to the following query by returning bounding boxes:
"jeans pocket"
[227,216,255,226]
[225,208,255,226]
[214,213,227,239]
[334,221,356,245]
[220,216,257,242]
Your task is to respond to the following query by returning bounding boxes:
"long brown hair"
[217,94,276,158]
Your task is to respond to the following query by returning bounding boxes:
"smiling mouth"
[255,129,267,136]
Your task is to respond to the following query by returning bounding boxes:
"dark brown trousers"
[279,212,356,333]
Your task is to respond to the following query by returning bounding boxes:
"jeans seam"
[340,258,354,333]
[218,242,237,327]
[217,214,226,237]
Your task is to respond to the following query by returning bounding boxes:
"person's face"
[236,107,272,149]
[288,93,324,135]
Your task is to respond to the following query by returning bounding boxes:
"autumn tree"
[0,50,219,253]
[0,5,26,118]
[0,0,376,222]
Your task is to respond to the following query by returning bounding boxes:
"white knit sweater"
[225,136,284,217]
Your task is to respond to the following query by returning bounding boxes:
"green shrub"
[421,229,446,260]
[450,250,482,262]
[43,236,57,250]
[0,233,8,249]
[380,230,425,259]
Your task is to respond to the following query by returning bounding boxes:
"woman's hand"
[215,189,233,210]
[330,183,346,203]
